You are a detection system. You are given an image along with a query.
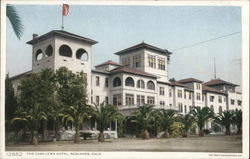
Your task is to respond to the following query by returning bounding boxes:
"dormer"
[204,79,238,93]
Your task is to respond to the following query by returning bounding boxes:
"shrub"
[80,132,92,140]
[169,122,183,137]
[203,129,211,135]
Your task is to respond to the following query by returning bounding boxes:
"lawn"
[6,135,242,152]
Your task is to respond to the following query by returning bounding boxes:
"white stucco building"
[10,30,242,132]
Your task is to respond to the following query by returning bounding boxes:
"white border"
[1,1,249,159]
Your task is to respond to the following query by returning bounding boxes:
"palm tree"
[11,104,47,145]
[158,109,177,138]
[191,106,213,136]
[7,5,23,39]
[177,114,194,137]
[131,105,154,139]
[93,103,122,142]
[233,109,242,135]
[60,105,93,143]
[214,110,234,135]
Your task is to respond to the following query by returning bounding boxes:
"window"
[137,95,145,106]
[219,106,222,115]
[184,92,186,99]
[96,96,100,105]
[126,94,134,106]
[137,80,145,89]
[148,55,156,68]
[238,100,242,106]
[132,55,141,68]
[210,96,214,102]
[178,103,183,112]
[105,78,109,87]
[96,76,100,86]
[147,81,155,90]
[202,94,204,101]
[59,45,72,57]
[122,57,130,66]
[76,49,88,61]
[113,77,121,87]
[91,97,93,104]
[189,106,192,112]
[105,97,109,105]
[147,96,155,105]
[159,87,165,95]
[158,57,165,70]
[169,89,172,97]
[231,99,235,105]
[35,49,43,61]
[184,105,187,114]
[125,77,135,87]
[178,90,182,98]
[218,96,222,103]
[196,83,200,90]
[189,93,192,99]
[45,45,53,57]
[160,101,165,106]
[170,104,172,107]
[224,97,226,102]
[196,93,201,100]
[210,105,214,112]
[113,94,122,106]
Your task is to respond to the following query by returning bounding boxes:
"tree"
[191,106,213,136]
[5,74,17,122]
[56,67,92,143]
[11,69,56,145]
[7,5,23,39]
[158,109,177,138]
[131,105,154,139]
[177,114,194,137]
[233,109,242,135]
[214,110,234,135]
[93,103,122,142]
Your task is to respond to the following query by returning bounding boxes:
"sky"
[6,5,242,90]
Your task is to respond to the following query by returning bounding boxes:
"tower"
[27,30,98,101]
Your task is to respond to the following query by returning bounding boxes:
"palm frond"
[6,5,23,39]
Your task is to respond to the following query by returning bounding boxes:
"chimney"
[33,34,38,39]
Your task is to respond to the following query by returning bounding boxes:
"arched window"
[45,45,53,57]
[113,77,121,87]
[125,77,134,87]
[137,79,145,88]
[35,49,43,61]
[59,45,72,57]
[76,49,88,61]
[219,106,222,115]
[147,81,155,90]
[210,105,214,112]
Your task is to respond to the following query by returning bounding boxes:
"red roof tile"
[178,78,203,84]
[204,79,238,86]
[95,60,122,67]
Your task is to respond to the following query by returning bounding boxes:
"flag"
[62,4,69,16]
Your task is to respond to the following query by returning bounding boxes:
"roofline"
[91,70,110,75]
[114,42,172,56]
[27,30,98,45]
[205,83,239,87]
[10,71,32,80]
[110,70,157,79]
[202,90,227,95]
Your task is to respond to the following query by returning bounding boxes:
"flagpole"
[61,4,64,30]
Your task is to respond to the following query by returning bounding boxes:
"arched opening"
[125,77,135,87]
[35,49,43,61]
[137,79,145,88]
[113,77,121,87]
[147,81,155,90]
[45,45,53,57]
[59,45,72,57]
[76,49,88,61]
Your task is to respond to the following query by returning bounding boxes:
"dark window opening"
[59,45,72,57]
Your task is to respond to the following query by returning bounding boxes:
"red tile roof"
[204,79,238,86]
[169,79,186,87]
[110,66,156,78]
[27,30,98,45]
[202,84,227,95]
[114,42,172,56]
[95,60,122,67]
[178,78,203,84]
